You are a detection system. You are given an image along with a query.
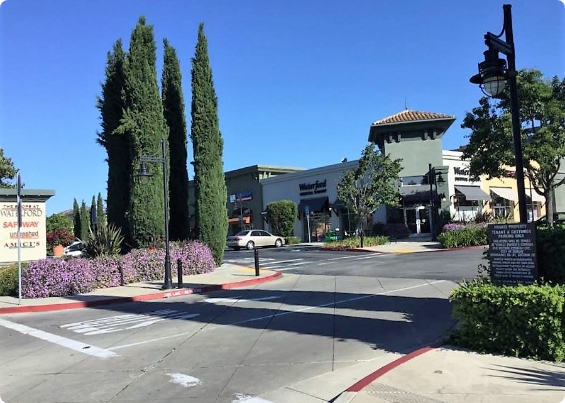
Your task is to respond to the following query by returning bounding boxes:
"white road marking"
[0,317,117,358]
[167,373,202,387]
[110,281,445,351]
[326,256,354,261]
[202,296,281,304]
[351,254,383,260]
[233,394,274,402]
[61,310,199,335]
[266,262,310,271]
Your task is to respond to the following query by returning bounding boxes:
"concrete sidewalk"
[314,238,487,254]
[0,263,281,314]
[337,346,565,403]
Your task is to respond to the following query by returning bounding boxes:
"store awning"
[454,186,490,201]
[330,199,346,209]
[490,187,519,202]
[400,185,432,203]
[298,196,329,217]
[527,189,545,202]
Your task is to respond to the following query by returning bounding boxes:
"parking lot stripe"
[0,317,118,358]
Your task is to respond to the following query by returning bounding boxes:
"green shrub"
[437,224,487,248]
[266,200,298,238]
[536,226,565,284]
[84,222,124,257]
[450,280,565,362]
[324,235,388,249]
[285,236,300,245]
[0,264,24,296]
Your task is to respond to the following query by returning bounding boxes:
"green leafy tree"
[96,39,131,246]
[116,16,169,247]
[461,69,565,225]
[96,192,106,229]
[72,199,81,239]
[80,200,89,241]
[162,38,190,241]
[337,144,402,238]
[266,200,298,237]
[46,213,74,234]
[190,23,228,265]
[0,148,18,188]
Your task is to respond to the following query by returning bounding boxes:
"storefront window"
[492,196,513,220]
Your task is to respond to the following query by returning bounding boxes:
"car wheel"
[246,241,255,250]
[275,238,283,247]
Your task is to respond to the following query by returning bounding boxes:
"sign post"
[16,173,22,305]
[304,205,311,243]
[488,223,537,285]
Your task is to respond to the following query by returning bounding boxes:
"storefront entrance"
[404,206,430,235]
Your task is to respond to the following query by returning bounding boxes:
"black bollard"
[254,248,260,276]
[177,259,183,289]
[360,231,364,248]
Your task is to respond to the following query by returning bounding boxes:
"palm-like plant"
[84,223,124,257]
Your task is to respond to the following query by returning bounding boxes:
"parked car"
[535,212,565,226]
[64,240,86,257]
[226,230,284,250]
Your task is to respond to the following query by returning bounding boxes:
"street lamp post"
[428,164,445,241]
[469,4,527,224]
[137,139,173,290]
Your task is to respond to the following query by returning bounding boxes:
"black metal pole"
[162,139,173,290]
[177,259,183,289]
[254,248,260,276]
[503,4,527,224]
[428,163,435,240]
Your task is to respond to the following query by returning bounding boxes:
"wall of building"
[385,138,444,176]
[261,161,360,241]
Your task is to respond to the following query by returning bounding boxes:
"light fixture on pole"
[137,139,173,290]
[428,164,445,241]
[469,4,527,224]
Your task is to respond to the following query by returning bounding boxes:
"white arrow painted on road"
[202,296,281,304]
[167,373,202,387]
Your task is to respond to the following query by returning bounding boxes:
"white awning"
[490,187,519,202]
[527,189,545,202]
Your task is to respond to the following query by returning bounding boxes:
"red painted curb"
[0,271,282,315]
[347,345,436,393]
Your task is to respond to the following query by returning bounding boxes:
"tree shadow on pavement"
[81,286,457,355]
[488,364,565,390]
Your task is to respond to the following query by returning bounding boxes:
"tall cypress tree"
[96,193,106,228]
[90,195,97,231]
[116,16,169,247]
[79,200,89,241]
[162,38,189,241]
[72,199,81,239]
[96,39,130,246]
[190,23,228,265]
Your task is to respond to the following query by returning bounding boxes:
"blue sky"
[1,0,563,215]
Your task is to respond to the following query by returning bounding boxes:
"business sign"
[488,223,537,285]
[0,202,47,262]
[230,191,253,203]
[299,179,327,196]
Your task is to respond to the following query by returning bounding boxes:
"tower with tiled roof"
[367,109,455,177]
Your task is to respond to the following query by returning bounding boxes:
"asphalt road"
[224,246,486,281]
[0,248,484,403]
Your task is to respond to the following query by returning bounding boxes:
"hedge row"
[450,280,565,362]
[437,224,488,248]
[1,241,216,299]
[323,235,389,249]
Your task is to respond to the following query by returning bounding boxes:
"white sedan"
[226,230,284,250]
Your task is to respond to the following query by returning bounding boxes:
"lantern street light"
[428,164,445,241]
[137,139,172,290]
[469,4,527,224]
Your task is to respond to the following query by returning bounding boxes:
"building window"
[492,196,513,220]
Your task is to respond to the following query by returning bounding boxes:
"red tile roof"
[371,110,455,126]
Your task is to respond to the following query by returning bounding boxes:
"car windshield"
[236,231,250,236]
